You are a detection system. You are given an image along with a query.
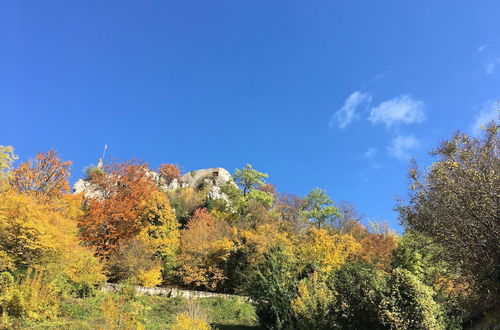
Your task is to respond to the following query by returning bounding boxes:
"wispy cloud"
[387,135,420,161]
[368,95,425,128]
[486,59,500,74]
[363,147,377,159]
[478,44,488,53]
[330,91,372,128]
[362,147,381,170]
[472,101,499,136]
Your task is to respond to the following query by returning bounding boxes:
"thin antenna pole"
[97,144,108,169]
[102,144,108,161]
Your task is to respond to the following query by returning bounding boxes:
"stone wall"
[102,283,252,302]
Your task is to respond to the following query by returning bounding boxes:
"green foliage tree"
[234,164,268,196]
[302,188,340,229]
[391,232,469,328]
[398,123,500,309]
[247,246,299,329]
[331,262,387,329]
[379,268,444,329]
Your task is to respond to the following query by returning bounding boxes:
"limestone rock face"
[73,179,102,199]
[161,167,235,202]
[73,167,237,202]
[174,168,233,189]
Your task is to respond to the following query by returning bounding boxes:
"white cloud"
[387,135,420,161]
[368,95,426,127]
[363,147,377,159]
[472,101,499,136]
[330,91,372,128]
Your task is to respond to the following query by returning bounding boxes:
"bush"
[171,312,211,330]
[291,262,387,330]
[1,270,60,322]
[84,166,104,179]
[101,293,145,330]
[172,299,211,330]
[200,297,257,326]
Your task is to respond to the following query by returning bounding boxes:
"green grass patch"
[18,292,260,329]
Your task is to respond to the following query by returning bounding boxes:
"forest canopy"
[0,123,498,329]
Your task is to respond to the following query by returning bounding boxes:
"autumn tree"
[10,149,71,198]
[158,163,181,184]
[356,233,398,272]
[298,228,360,276]
[0,189,105,293]
[336,201,365,235]
[177,208,233,290]
[302,188,340,229]
[137,190,180,278]
[275,193,308,233]
[166,187,206,226]
[234,164,268,196]
[107,237,163,286]
[78,160,158,256]
[0,146,17,183]
[399,123,500,308]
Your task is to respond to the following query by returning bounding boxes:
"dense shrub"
[0,270,60,322]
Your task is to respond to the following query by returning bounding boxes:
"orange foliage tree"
[356,233,398,272]
[78,161,158,257]
[158,163,181,184]
[10,149,71,198]
[178,208,233,290]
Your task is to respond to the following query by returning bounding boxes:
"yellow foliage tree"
[108,190,180,286]
[0,146,17,186]
[235,224,296,272]
[298,228,360,275]
[0,189,105,292]
[137,191,180,266]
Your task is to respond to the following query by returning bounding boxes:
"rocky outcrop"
[73,167,237,202]
[163,167,233,191]
[73,178,103,199]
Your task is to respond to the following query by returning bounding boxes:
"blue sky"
[1,1,499,231]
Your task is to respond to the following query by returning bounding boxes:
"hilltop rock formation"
[73,167,236,202]
[164,167,232,189]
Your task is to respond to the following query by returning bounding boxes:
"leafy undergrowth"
[19,292,260,329]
